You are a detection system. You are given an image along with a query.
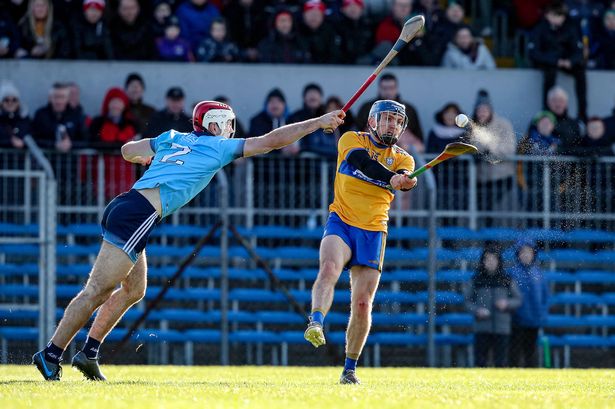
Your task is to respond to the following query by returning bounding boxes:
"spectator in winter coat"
[426,102,465,153]
[509,238,549,368]
[298,0,340,64]
[374,0,413,46]
[110,0,156,60]
[143,86,192,138]
[591,8,615,70]
[518,111,560,156]
[429,2,465,63]
[89,87,139,199]
[257,9,309,63]
[248,88,288,140]
[545,86,583,155]
[67,82,90,127]
[289,83,336,158]
[72,0,113,60]
[471,89,517,223]
[195,17,239,62]
[32,82,88,151]
[576,116,615,156]
[441,26,496,69]
[334,0,373,64]
[528,2,587,121]
[0,81,31,149]
[223,0,267,62]
[465,243,522,367]
[156,15,194,62]
[176,0,221,52]
[0,10,20,58]
[89,87,138,149]
[152,0,172,38]
[15,0,71,59]
[124,73,156,135]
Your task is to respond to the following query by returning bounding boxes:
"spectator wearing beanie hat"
[299,0,341,64]
[471,89,517,225]
[72,0,113,60]
[258,8,309,63]
[0,81,31,149]
[89,87,139,199]
[156,15,195,62]
[249,88,288,140]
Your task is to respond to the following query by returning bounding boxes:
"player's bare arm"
[121,139,154,165]
[243,110,345,157]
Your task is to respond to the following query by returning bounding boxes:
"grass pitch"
[1,365,614,409]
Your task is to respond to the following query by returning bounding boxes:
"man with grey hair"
[32,83,88,152]
[546,86,583,155]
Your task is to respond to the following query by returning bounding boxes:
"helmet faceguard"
[368,100,408,147]
[192,101,236,138]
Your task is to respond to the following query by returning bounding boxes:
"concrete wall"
[1,60,614,137]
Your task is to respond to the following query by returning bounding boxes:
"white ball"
[455,114,469,128]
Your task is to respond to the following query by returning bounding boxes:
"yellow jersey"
[329,131,415,232]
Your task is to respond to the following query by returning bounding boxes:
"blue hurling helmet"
[368,100,408,146]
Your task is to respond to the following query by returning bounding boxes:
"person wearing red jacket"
[89,87,139,199]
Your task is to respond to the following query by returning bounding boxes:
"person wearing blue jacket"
[508,238,550,367]
[176,0,220,52]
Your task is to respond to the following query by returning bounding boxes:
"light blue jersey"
[132,130,245,218]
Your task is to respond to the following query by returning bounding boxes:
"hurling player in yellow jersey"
[304,100,417,384]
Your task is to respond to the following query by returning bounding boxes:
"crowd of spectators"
[1,71,614,161]
[0,0,612,71]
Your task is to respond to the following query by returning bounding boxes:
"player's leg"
[304,234,351,348]
[341,265,380,384]
[72,251,148,381]
[33,242,133,380]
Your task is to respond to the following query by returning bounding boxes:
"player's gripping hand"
[390,173,417,191]
[318,110,345,131]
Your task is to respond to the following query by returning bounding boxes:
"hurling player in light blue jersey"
[33,100,345,382]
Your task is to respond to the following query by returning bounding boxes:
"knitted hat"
[303,0,325,13]
[0,81,20,100]
[532,110,556,126]
[474,89,492,111]
[83,0,105,11]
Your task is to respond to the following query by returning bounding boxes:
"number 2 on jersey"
[160,143,191,165]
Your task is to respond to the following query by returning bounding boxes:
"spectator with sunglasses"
[0,80,31,149]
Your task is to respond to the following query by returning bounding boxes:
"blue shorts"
[100,189,160,263]
[323,212,386,272]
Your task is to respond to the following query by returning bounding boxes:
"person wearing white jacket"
[441,26,496,69]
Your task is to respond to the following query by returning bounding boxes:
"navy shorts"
[100,189,160,263]
[323,212,386,272]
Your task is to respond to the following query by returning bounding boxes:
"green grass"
[1,365,614,409]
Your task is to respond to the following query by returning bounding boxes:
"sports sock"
[344,356,358,372]
[310,310,325,326]
[82,336,101,359]
[44,342,64,364]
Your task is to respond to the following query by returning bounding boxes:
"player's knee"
[124,282,146,303]
[352,296,373,318]
[81,285,113,306]
[319,260,341,282]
